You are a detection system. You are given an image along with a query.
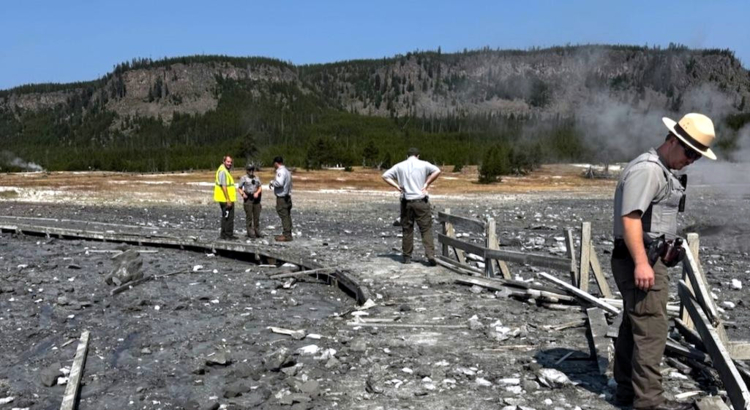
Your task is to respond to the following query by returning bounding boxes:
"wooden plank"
[436,211,486,232]
[665,337,711,363]
[579,223,592,292]
[442,209,466,264]
[681,238,730,347]
[679,280,750,410]
[586,307,612,375]
[60,330,90,410]
[437,233,486,258]
[564,229,579,285]
[441,208,451,258]
[269,267,336,279]
[682,240,720,325]
[483,248,572,272]
[695,396,730,410]
[588,242,613,298]
[674,318,706,352]
[484,218,498,278]
[729,342,750,361]
[436,256,482,276]
[537,272,620,315]
[457,277,575,303]
[680,233,700,331]
[497,260,511,279]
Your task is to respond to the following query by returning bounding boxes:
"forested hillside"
[1,44,749,172]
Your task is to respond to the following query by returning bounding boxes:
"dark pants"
[401,198,435,259]
[612,255,669,409]
[243,201,262,237]
[219,202,235,238]
[275,196,293,238]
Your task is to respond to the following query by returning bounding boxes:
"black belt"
[403,197,428,203]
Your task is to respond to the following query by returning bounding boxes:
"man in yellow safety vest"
[214,155,238,240]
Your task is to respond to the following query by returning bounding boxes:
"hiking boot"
[275,235,293,242]
[427,258,437,267]
[402,256,411,264]
[255,230,263,238]
[613,394,633,406]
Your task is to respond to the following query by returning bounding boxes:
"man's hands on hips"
[634,262,655,290]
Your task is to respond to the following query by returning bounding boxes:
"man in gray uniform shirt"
[269,156,293,242]
[611,113,716,410]
[382,147,441,266]
[238,164,263,238]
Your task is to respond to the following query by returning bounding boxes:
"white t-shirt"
[382,156,440,200]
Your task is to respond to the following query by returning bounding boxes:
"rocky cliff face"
[1,45,748,124]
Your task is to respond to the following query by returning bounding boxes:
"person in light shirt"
[382,147,441,266]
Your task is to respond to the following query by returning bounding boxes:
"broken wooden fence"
[437,208,572,279]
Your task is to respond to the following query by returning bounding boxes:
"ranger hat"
[662,113,717,160]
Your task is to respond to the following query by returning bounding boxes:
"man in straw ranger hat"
[611,113,716,410]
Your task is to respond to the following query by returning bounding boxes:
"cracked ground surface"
[1,165,749,409]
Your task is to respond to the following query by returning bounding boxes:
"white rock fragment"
[193,265,203,272]
[475,377,492,387]
[732,279,742,290]
[296,345,320,356]
[401,368,413,374]
[497,378,521,385]
[0,397,14,405]
[721,301,736,310]
[537,368,573,388]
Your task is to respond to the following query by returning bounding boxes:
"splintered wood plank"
[586,307,612,375]
[564,229,578,285]
[442,209,466,264]
[60,330,90,410]
[679,280,750,410]
[588,241,613,298]
[681,233,700,331]
[579,222,592,292]
[497,260,512,279]
[538,272,620,315]
[484,218,497,278]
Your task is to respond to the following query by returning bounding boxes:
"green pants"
[243,200,262,237]
[275,196,293,238]
[400,198,435,259]
[611,255,669,409]
[219,202,235,238]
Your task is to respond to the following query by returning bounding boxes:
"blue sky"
[1,0,748,90]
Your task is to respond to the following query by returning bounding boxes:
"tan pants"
[612,255,669,409]
[275,196,293,238]
[400,199,435,259]
[243,200,261,237]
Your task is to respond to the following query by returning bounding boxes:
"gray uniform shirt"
[238,175,262,203]
[613,148,673,239]
[270,166,292,197]
[382,156,440,200]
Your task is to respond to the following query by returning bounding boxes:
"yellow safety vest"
[213,165,236,202]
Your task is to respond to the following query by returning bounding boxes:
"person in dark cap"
[382,148,441,265]
[237,164,263,238]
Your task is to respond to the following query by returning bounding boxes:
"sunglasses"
[677,139,702,161]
